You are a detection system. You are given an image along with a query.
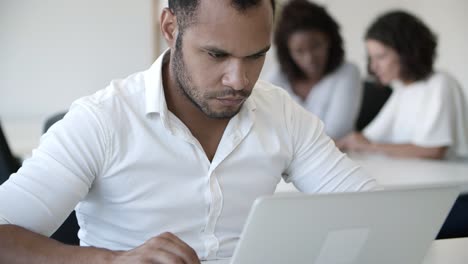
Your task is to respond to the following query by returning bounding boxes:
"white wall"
[1,0,467,155]
[262,0,468,102]
[0,0,155,155]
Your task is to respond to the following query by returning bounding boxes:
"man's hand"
[113,232,200,264]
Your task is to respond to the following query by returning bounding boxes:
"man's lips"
[215,96,246,106]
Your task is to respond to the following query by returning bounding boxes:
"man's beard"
[171,36,249,119]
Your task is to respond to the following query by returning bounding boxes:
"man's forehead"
[185,7,272,56]
[194,0,273,23]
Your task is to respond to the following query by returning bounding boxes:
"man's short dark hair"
[273,0,344,81]
[365,10,437,82]
[169,0,276,34]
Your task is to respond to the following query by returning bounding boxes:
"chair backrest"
[437,193,468,239]
[43,112,67,133]
[0,121,20,184]
[355,81,392,131]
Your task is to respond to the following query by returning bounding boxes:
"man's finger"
[150,233,200,264]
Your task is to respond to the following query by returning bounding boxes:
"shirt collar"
[144,49,171,117]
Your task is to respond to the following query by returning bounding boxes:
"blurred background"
[1,0,467,157]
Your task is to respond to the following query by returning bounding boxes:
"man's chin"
[207,112,239,119]
[204,107,242,119]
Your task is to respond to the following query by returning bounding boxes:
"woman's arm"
[337,132,448,159]
[369,143,447,159]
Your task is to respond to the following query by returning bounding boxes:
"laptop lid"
[229,186,459,264]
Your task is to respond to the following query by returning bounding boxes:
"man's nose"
[222,59,249,90]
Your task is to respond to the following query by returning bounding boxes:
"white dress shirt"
[0,51,376,260]
[266,62,363,139]
[364,72,468,160]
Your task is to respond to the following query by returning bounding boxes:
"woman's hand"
[336,132,373,153]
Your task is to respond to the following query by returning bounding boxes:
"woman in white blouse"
[266,0,362,140]
[338,10,468,160]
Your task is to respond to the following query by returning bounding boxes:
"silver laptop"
[202,186,459,264]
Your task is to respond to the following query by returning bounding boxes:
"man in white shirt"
[0,0,376,263]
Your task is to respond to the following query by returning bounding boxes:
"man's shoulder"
[250,80,297,112]
[74,71,147,110]
[252,79,291,101]
[67,70,148,131]
[249,80,312,122]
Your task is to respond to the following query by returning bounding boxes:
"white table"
[200,238,468,264]
[422,237,468,264]
[276,154,468,193]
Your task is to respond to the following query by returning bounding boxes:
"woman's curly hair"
[365,10,437,82]
[274,0,344,81]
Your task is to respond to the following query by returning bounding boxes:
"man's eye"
[250,53,266,59]
[208,52,227,59]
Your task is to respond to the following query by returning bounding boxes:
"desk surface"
[354,154,468,190]
[276,154,468,193]
[200,237,468,264]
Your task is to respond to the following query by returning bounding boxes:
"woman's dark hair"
[274,0,344,81]
[365,10,437,82]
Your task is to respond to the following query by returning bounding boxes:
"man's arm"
[0,224,114,263]
[0,224,200,264]
[0,103,200,263]
[283,97,377,192]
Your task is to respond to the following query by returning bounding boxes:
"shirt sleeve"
[321,63,363,139]
[283,97,378,193]
[0,101,110,236]
[412,75,457,148]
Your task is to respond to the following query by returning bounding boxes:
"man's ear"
[160,7,178,48]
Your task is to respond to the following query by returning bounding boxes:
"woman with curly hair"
[266,0,362,139]
[338,10,468,160]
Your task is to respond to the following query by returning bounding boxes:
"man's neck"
[162,56,230,161]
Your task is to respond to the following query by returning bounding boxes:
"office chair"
[43,112,67,133]
[43,112,80,245]
[437,194,468,239]
[0,121,21,185]
[355,80,392,131]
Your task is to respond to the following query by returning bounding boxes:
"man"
[0,0,376,263]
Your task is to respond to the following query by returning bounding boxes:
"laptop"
[202,186,459,264]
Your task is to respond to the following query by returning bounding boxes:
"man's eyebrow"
[203,46,230,55]
[248,46,271,57]
[202,45,271,57]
